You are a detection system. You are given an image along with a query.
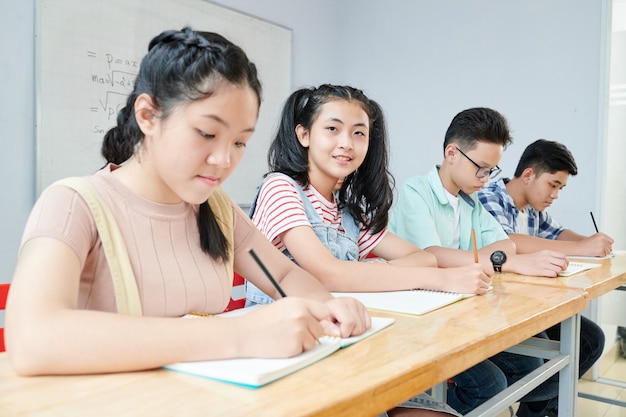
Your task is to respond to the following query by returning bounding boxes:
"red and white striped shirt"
[251,174,385,259]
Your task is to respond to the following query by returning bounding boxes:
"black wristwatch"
[490,250,507,273]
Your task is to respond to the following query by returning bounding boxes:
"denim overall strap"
[245,174,360,306]
[279,175,360,263]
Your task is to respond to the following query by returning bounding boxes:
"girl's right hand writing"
[235,297,332,358]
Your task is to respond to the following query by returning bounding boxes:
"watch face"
[490,251,506,264]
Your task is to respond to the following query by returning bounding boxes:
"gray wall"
[0,0,610,283]
[1,0,36,283]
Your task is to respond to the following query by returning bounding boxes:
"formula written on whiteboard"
[36,0,291,205]
[87,51,138,128]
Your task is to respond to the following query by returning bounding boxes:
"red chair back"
[0,279,241,351]
[224,273,246,312]
[0,283,10,352]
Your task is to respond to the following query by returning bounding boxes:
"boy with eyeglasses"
[388,107,568,416]
[477,138,609,416]
[389,107,567,277]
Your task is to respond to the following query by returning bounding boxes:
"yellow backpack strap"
[53,177,142,316]
[207,187,234,284]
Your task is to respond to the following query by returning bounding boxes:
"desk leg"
[558,313,580,417]
[581,292,626,407]
[430,382,447,402]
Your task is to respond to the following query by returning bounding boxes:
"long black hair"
[268,84,393,234]
[101,27,262,262]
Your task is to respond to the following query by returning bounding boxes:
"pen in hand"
[589,211,613,257]
[248,249,340,339]
[590,211,599,233]
[249,248,287,298]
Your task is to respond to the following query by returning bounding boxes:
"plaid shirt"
[478,178,563,240]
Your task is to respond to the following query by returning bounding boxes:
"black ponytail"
[101,92,141,165]
[197,201,229,262]
[267,88,312,186]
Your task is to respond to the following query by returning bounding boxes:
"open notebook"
[164,309,394,388]
[558,261,602,277]
[333,289,476,316]
[568,250,626,261]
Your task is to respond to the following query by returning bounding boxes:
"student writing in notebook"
[247,85,491,298]
[5,28,371,377]
[388,108,566,416]
[478,139,613,257]
[245,84,473,416]
[477,138,607,416]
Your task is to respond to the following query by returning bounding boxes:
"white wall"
[335,1,607,238]
[0,0,610,283]
[599,0,626,336]
[211,0,343,88]
[0,0,36,283]
[603,0,626,250]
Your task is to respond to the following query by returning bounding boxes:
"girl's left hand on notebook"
[444,264,492,294]
[237,297,332,357]
[322,297,372,338]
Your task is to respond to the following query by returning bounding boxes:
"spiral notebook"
[165,308,394,388]
[332,289,476,316]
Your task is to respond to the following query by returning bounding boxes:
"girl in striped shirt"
[245,84,494,417]
[246,84,491,306]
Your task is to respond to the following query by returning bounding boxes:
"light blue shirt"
[388,165,508,250]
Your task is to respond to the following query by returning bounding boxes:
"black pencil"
[590,211,599,233]
[248,249,287,298]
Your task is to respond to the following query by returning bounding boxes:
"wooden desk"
[496,253,626,409]
[497,252,626,300]
[0,281,587,417]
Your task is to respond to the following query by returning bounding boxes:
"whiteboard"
[35,0,291,205]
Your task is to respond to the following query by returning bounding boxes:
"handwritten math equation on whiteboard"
[86,50,138,136]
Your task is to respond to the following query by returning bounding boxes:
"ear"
[444,143,457,162]
[521,167,535,184]
[134,93,159,136]
[295,124,310,148]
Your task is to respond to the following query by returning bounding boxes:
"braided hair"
[101,27,262,262]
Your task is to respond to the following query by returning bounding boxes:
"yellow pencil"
[471,229,479,263]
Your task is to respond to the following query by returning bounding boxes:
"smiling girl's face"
[296,99,370,198]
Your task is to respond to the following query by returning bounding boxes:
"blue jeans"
[446,358,509,414]
[447,350,544,414]
[450,316,604,415]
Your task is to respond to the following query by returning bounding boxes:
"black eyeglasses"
[455,147,502,179]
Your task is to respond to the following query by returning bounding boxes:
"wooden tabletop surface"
[497,252,626,300]
[0,280,588,417]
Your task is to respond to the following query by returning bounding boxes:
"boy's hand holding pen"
[590,212,614,257]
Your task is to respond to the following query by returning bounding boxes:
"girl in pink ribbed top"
[6,27,370,376]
